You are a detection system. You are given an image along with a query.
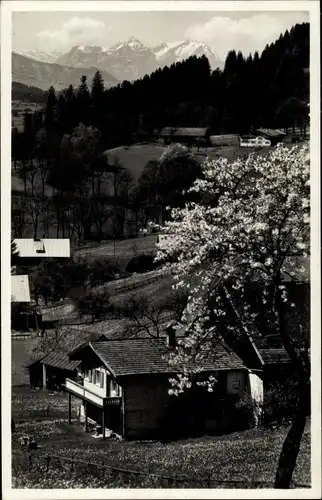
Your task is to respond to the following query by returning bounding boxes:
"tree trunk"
[92,175,95,196]
[272,276,310,488]
[274,384,309,488]
[33,216,38,240]
[41,165,46,196]
[61,214,65,238]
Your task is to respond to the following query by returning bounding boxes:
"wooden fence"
[111,267,173,294]
[12,451,310,489]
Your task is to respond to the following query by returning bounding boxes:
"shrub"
[233,392,263,430]
[262,379,300,426]
[126,254,159,274]
[71,289,113,324]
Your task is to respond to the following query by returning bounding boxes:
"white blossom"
[154,144,310,390]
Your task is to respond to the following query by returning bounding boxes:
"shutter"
[100,372,104,388]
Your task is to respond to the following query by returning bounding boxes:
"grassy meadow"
[11,387,311,489]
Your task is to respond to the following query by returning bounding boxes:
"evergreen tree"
[44,86,57,131]
[91,71,105,129]
[77,76,91,125]
[91,70,105,103]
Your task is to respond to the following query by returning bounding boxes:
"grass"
[11,388,311,489]
[12,387,79,421]
[74,233,159,259]
[12,338,40,386]
[104,143,169,182]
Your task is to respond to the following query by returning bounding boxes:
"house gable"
[69,342,116,377]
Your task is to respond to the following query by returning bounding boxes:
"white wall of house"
[83,366,122,399]
[84,367,108,398]
[247,371,264,405]
[247,370,264,427]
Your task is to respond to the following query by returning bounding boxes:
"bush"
[71,289,113,324]
[262,379,300,427]
[126,254,159,274]
[233,392,262,430]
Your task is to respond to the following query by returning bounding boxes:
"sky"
[12,10,309,59]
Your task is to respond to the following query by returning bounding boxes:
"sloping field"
[103,143,168,182]
[74,233,158,259]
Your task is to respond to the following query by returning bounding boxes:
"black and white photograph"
[1,0,320,497]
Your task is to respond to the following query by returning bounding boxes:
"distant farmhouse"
[239,136,271,148]
[210,134,240,147]
[256,129,286,146]
[159,127,211,147]
[11,238,70,331]
[11,275,30,303]
[14,238,70,274]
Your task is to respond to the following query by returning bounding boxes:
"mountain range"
[12,52,118,92]
[12,37,223,90]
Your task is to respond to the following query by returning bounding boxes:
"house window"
[93,369,104,388]
[85,369,92,383]
[232,379,241,389]
[34,240,45,253]
[110,379,121,397]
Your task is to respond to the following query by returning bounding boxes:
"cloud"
[36,16,109,50]
[184,12,309,59]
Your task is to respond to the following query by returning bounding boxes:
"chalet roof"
[210,134,239,146]
[259,347,311,365]
[159,127,175,136]
[11,275,30,302]
[14,239,70,258]
[29,351,80,371]
[172,128,209,137]
[259,348,291,364]
[69,338,245,378]
[256,128,286,138]
[159,127,209,138]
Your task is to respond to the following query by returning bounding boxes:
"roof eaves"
[89,342,117,378]
[68,340,91,358]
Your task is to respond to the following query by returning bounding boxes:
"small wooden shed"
[28,351,81,391]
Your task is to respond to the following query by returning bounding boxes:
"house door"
[107,407,122,434]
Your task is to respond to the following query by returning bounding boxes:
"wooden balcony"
[65,378,121,408]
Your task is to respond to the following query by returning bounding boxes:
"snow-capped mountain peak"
[72,45,106,54]
[154,40,220,64]
[109,37,148,52]
[127,36,145,50]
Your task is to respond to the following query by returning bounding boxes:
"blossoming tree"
[156,143,310,489]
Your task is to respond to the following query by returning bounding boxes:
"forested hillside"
[12,82,46,104]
